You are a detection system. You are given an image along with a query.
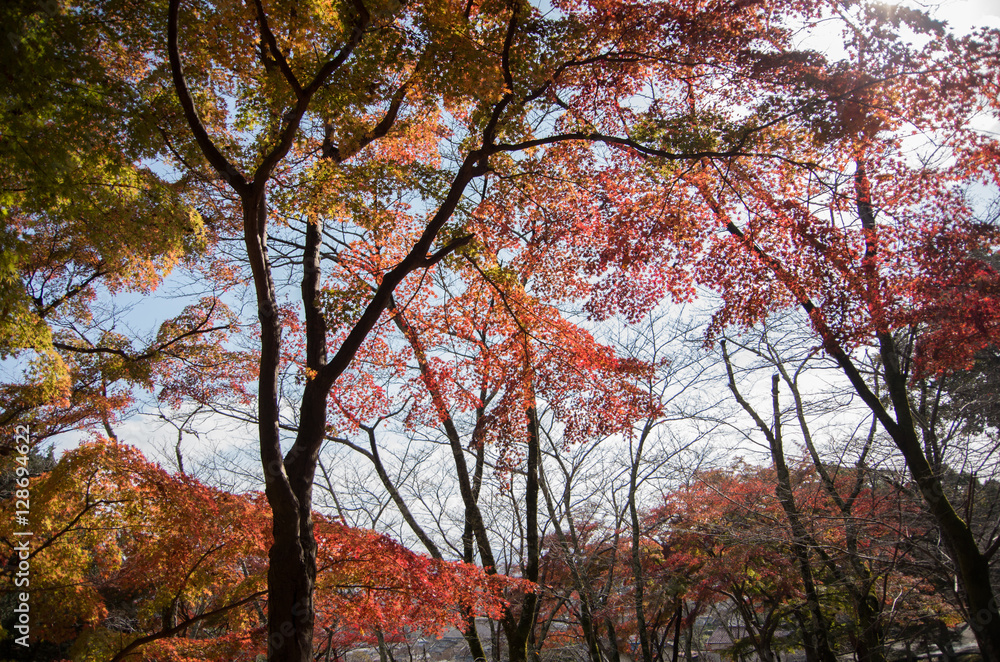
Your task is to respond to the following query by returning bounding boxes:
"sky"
[12,0,1000,469]
[937,0,1000,32]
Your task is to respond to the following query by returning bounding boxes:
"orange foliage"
[0,440,511,660]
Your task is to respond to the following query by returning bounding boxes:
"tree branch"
[167,0,248,191]
[252,0,304,98]
[108,590,267,662]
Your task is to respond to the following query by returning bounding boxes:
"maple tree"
[0,439,269,660]
[0,438,509,661]
[655,466,806,662]
[522,3,1000,656]
[694,26,1000,659]
[647,461,961,662]
[310,257,714,662]
[319,254,651,662]
[6,0,1000,660]
[152,0,833,657]
[718,332,935,662]
[0,0,242,446]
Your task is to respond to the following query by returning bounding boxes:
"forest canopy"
[1,0,1000,661]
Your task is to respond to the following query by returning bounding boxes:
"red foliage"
[0,440,512,660]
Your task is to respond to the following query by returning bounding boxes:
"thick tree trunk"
[264,153,481,660]
[854,592,886,662]
[791,299,1000,662]
[260,193,327,662]
[233,186,315,662]
[877,333,1000,661]
[376,629,397,662]
[603,616,623,662]
[670,600,682,662]
[854,162,1000,660]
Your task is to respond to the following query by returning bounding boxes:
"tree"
[599,4,1000,656]
[158,0,768,657]
[529,313,720,662]
[0,438,509,661]
[716,329,970,662]
[648,461,960,662]
[0,0,238,445]
[324,255,652,662]
[720,343,837,662]
[155,0,825,655]
[0,439,269,660]
[9,1,1000,660]
[652,465,806,662]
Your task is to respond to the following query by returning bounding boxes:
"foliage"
[647,463,962,657]
[0,440,509,661]
[3,0,1000,659]
[0,0,227,442]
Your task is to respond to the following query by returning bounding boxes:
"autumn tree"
[687,12,1000,655]
[154,0,841,658]
[0,439,269,660]
[716,328,972,662]
[515,311,719,662]
[11,1,1000,661]
[0,0,243,446]
[0,438,509,660]
[5,4,804,660]
[317,251,653,662]
[537,3,1000,656]
[648,459,960,662]
[651,465,807,662]
[307,268,714,662]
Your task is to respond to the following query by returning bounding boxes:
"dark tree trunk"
[504,399,542,662]
[713,163,1000,662]
[722,350,837,662]
[629,422,654,662]
[671,600,682,662]
[876,333,1000,661]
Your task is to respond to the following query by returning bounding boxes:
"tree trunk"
[671,600,682,662]
[853,592,887,662]
[877,333,1000,661]
[263,194,329,662]
[504,399,542,662]
[763,374,836,662]
[630,422,654,662]
[722,349,837,662]
[604,616,623,662]
[538,460,605,662]
[780,364,887,662]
